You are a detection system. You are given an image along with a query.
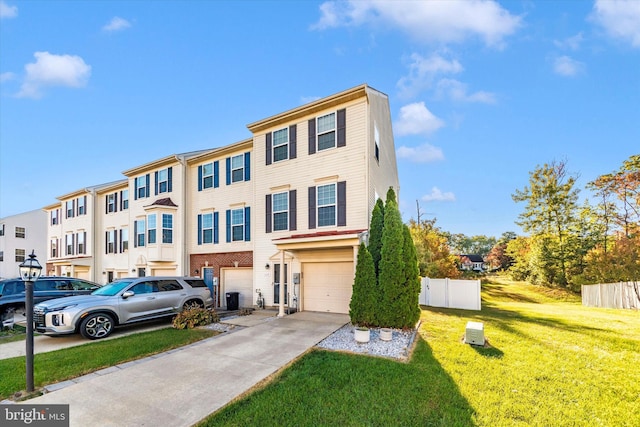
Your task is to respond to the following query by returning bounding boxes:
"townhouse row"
[43,84,399,314]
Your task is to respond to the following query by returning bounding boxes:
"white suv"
[34,277,213,339]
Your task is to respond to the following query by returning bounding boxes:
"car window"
[1,281,24,295]
[35,281,57,291]
[54,280,73,291]
[93,281,132,296]
[184,279,207,288]
[130,281,158,294]
[158,280,183,292]
[69,279,98,290]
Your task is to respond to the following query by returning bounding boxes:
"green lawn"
[0,327,217,400]
[201,277,640,426]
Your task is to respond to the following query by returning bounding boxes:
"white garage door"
[222,269,253,308]
[303,262,354,314]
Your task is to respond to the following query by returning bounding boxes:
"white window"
[158,168,169,193]
[107,194,116,213]
[317,183,336,227]
[231,209,244,241]
[136,220,146,247]
[121,228,129,252]
[66,200,74,218]
[51,210,59,225]
[15,249,25,263]
[15,227,25,238]
[202,213,213,244]
[317,112,336,151]
[272,128,289,162]
[77,197,86,215]
[162,214,173,244]
[107,230,116,254]
[136,176,147,199]
[121,190,129,210]
[51,240,58,258]
[66,234,74,255]
[148,214,157,244]
[272,192,289,231]
[77,232,85,254]
[202,163,214,189]
[231,155,244,183]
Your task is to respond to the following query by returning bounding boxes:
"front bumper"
[34,307,77,335]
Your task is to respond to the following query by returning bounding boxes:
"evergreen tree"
[369,198,385,276]
[378,187,405,328]
[401,224,421,328]
[349,243,377,326]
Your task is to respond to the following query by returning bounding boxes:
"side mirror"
[122,290,134,299]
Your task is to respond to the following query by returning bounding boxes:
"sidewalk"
[4,311,349,427]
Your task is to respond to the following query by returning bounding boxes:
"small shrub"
[172,307,220,329]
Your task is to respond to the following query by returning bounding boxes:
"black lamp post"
[19,250,42,392]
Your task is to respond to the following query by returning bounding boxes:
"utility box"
[465,321,485,346]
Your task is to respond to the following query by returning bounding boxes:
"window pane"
[318,206,336,227]
[202,213,212,228]
[318,131,335,151]
[273,128,288,146]
[317,184,336,205]
[317,113,335,133]
[232,226,244,241]
[232,209,243,225]
[148,215,156,229]
[203,163,212,176]
[273,145,288,162]
[232,169,244,182]
[231,155,243,169]
[203,229,213,244]
[203,176,213,189]
[274,212,288,231]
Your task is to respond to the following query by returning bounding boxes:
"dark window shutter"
[225,210,231,242]
[308,118,316,155]
[338,181,346,226]
[114,193,118,213]
[168,167,173,192]
[119,191,123,210]
[72,233,75,255]
[265,133,272,165]
[134,180,138,200]
[154,171,159,195]
[308,186,316,229]
[197,214,202,245]
[289,125,297,159]
[337,108,346,147]
[118,229,122,253]
[289,189,297,231]
[226,157,231,185]
[84,231,87,254]
[145,174,150,198]
[198,165,203,191]
[133,221,138,248]
[105,195,108,214]
[244,152,250,182]
[265,194,272,233]
[214,212,219,244]
[105,231,108,254]
[83,196,87,215]
[214,161,219,188]
[244,207,251,241]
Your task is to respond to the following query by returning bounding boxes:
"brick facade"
[190,251,253,278]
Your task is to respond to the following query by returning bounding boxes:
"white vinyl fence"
[582,282,640,309]
[420,277,481,311]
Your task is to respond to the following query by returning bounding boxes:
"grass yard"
[0,327,217,400]
[201,277,640,426]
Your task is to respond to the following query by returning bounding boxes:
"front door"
[203,267,216,307]
[273,263,288,305]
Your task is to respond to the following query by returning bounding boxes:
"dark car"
[0,276,102,327]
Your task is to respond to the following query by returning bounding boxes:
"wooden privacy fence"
[420,278,481,311]
[582,282,640,309]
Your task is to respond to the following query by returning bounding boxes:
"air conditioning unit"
[465,321,485,346]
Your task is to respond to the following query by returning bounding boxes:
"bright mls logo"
[1,404,69,426]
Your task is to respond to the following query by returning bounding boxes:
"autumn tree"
[408,218,460,278]
[512,160,581,287]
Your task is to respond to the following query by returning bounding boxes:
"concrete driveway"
[5,311,349,427]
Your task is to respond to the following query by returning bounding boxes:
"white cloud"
[591,0,640,48]
[103,16,131,32]
[0,1,17,19]
[397,52,463,98]
[312,0,521,48]
[553,56,585,77]
[396,143,444,163]
[394,102,444,136]
[17,52,91,99]
[553,32,584,51]
[0,71,15,82]
[436,78,496,103]
[422,187,456,202]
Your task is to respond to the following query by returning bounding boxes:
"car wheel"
[80,313,114,340]
[182,300,203,311]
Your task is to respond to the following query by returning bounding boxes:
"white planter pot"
[354,327,370,343]
[380,328,393,341]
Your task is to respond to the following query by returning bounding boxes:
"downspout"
[175,155,188,275]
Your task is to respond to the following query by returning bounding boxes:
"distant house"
[459,254,486,272]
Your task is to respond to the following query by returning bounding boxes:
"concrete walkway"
[4,311,349,427]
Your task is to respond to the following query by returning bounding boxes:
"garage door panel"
[303,262,353,314]
[223,269,253,308]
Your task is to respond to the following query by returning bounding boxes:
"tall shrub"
[349,243,378,326]
[401,224,421,327]
[378,188,405,328]
[369,198,385,276]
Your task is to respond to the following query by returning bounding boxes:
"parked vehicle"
[34,276,213,339]
[0,277,102,328]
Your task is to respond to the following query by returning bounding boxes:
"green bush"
[172,307,220,329]
[349,243,378,327]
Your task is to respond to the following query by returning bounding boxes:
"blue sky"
[1,0,638,238]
